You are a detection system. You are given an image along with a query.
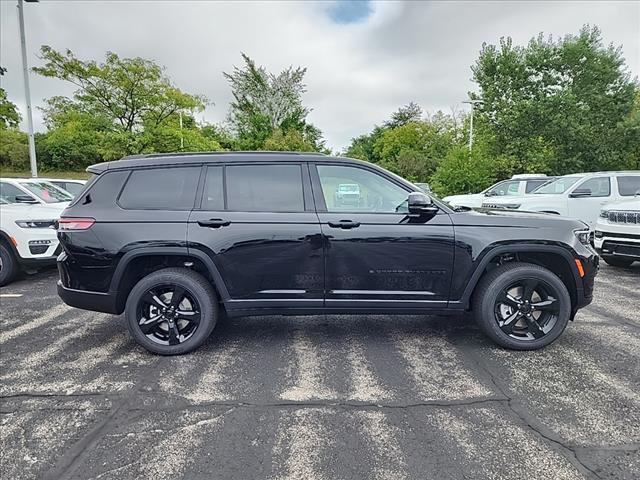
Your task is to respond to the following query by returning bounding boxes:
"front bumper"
[594,230,640,260]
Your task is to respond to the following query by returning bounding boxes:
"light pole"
[462,98,483,151]
[17,0,39,177]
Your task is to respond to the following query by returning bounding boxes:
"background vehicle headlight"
[599,210,609,219]
[15,220,56,228]
[574,229,591,245]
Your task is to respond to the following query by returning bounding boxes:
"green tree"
[223,53,325,151]
[0,88,21,129]
[34,46,211,160]
[430,144,496,197]
[472,25,639,174]
[384,102,423,128]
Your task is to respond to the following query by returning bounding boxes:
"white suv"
[594,197,640,267]
[0,179,71,286]
[482,171,640,229]
[443,174,553,208]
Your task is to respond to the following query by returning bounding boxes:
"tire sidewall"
[126,269,217,355]
[0,244,17,287]
[478,266,571,350]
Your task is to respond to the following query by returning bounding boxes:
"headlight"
[599,209,609,219]
[574,229,591,245]
[15,220,56,228]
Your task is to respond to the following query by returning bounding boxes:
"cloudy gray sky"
[1,0,638,151]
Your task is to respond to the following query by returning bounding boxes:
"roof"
[562,171,640,177]
[86,151,365,174]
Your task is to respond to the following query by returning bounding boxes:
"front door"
[567,176,612,228]
[311,163,455,310]
[188,163,324,312]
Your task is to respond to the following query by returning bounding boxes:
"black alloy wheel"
[126,268,218,355]
[137,284,201,346]
[494,278,560,341]
[473,262,571,350]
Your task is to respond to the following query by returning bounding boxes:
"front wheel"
[0,244,18,287]
[125,268,218,355]
[472,262,571,350]
[601,255,634,268]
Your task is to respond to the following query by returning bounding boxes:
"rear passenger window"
[202,166,224,210]
[617,176,640,196]
[226,164,304,212]
[119,167,200,210]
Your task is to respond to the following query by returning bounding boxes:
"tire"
[472,262,571,350]
[602,255,634,268]
[0,243,18,287]
[125,268,218,355]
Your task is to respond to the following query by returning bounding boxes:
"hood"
[601,198,640,211]
[0,202,68,219]
[443,193,483,202]
[459,206,587,230]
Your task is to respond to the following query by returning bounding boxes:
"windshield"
[533,177,581,194]
[19,181,73,203]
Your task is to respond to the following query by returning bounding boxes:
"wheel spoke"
[499,311,521,334]
[176,310,200,325]
[532,296,558,312]
[521,279,537,302]
[524,315,545,338]
[168,322,181,345]
[141,290,167,309]
[139,315,164,335]
[497,292,521,308]
[169,286,186,309]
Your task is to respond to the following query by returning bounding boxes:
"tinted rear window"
[118,167,200,210]
[617,176,640,196]
[226,164,304,212]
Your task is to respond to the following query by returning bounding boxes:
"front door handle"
[198,218,231,228]
[327,220,361,229]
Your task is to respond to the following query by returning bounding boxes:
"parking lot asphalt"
[1,263,639,480]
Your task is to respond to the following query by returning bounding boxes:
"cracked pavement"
[1,263,638,479]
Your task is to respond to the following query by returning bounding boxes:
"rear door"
[311,162,454,310]
[188,162,324,312]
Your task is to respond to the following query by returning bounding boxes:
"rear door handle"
[327,220,361,229]
[198,218,231,228]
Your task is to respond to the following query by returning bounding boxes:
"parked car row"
[444,171,640,267]
[0,177,86,286]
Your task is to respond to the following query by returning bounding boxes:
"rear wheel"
[125,268,218,355]
[0,244,18,287]
[601,255,634,268]
[472,262,571,350]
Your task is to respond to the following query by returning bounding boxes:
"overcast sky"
[1,0,638,151]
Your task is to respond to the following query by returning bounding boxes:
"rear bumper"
[57,280,119,314]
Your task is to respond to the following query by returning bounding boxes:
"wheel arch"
[0,230,19,259]
[110,247,230,314]
[459,244,583,310]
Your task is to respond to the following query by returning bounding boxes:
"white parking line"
[0,293,23,298]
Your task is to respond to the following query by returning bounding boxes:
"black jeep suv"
[56,152,598,355]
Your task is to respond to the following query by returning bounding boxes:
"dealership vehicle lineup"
[0,157,638,480]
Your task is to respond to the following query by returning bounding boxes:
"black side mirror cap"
[569,188,592,198]
[408,192,438,216]
[15,195,38,204]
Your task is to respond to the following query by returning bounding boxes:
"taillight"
[57,217,96,231]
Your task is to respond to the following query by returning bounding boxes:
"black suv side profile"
[56,152,598,355]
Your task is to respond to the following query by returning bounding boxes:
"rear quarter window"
[118,167,200,210]
[70,171,128,208]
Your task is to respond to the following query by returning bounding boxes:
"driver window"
[576,177,610,197]
[493,181,519,196]
[316,165,409,213]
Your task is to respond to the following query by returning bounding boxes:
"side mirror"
[569,188,592,198]
[408,192,438,217]
[484,191,497,197]
[15,195,38,204]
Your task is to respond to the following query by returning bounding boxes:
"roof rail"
[121,151,326,160]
